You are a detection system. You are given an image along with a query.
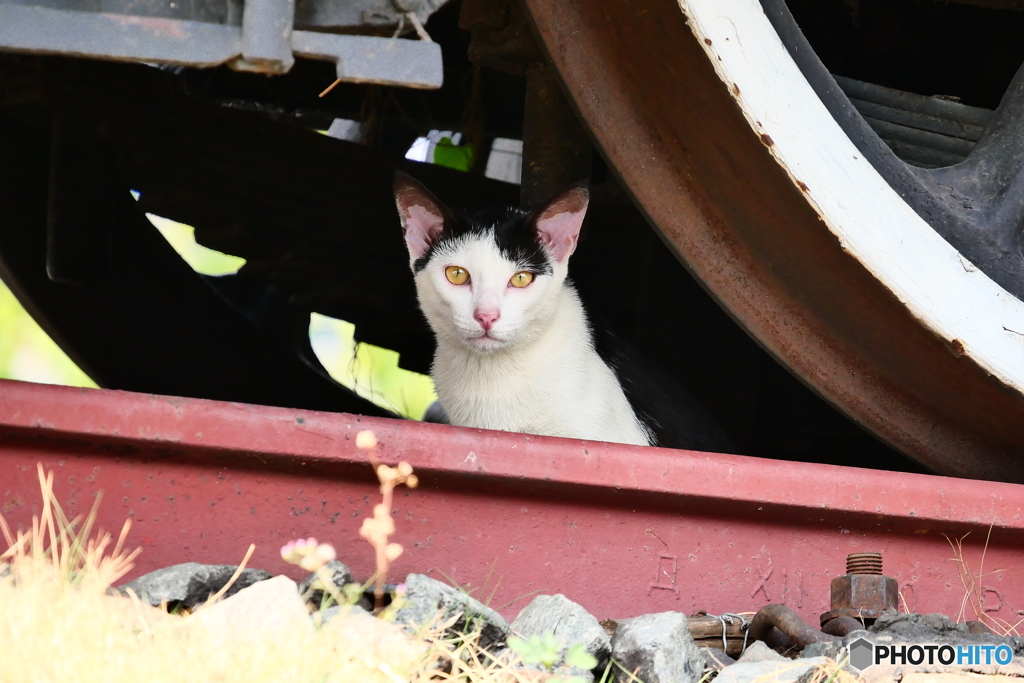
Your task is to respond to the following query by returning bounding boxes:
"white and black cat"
[394,172,732,451]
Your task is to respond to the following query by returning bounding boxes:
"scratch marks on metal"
[751,566,774,600]
[648,553,680,597]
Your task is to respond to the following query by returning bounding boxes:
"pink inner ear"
[402,204,445,261]
[395,178,448,261]
[535,188,588,262]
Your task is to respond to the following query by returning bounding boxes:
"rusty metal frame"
[3,379,1024,623]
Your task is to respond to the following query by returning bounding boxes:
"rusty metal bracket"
[0,2,442,88]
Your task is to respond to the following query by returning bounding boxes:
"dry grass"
[945,526,1023,636]
[0,462,559,683]
[801,656,859,683]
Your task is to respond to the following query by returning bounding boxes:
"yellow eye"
[445,266,469,285]
[509,271,534,288]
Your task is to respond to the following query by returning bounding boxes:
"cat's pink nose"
[474,309,500,330]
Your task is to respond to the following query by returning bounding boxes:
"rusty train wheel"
[521,0,1024,482]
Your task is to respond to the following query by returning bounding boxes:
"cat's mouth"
[468,331,506,350]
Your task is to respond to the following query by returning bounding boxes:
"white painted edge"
[678,0,1024,393]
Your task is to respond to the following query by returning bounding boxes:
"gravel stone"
[314,603,370,626]
[802,641,844,661]
[610,611,703,683]
[856,614,1024,654]
[715,657,830,683]
[511,594,609,682]
[392,573,510,649]
[189,575,314,644]
[322,606,429,666]
[512,594,611,663]
[738,640,788,663]
[119,562,272,609]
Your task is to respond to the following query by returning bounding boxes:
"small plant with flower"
[355,428,418,612]
[278,429,418,617]
[280,536,346,610]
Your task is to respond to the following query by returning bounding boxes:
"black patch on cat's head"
[412,203,554,276]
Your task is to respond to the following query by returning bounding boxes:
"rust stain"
[111,14,189,39]
[796,181,809,192]
[760,133,774,147]
[704,38,712,46]
[732,83,741,96]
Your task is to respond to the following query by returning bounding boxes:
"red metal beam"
[2,378,1022,624]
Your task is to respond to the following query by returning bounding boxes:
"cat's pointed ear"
[394,172,451,263]
[532,183,589,263]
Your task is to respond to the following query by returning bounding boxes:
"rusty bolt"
[820,552,898,627]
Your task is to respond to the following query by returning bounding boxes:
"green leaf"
[508,632,564,670]
[565,643,599,670]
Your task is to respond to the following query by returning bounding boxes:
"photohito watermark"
[848,638,1015,671]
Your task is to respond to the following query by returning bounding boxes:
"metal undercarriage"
[1,0,1023,481]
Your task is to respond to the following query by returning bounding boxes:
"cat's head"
[394,172,588,354]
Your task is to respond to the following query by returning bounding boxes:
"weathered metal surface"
[749,605,839,649]
[294,0,445,32]
[834,76,993,168]
[292,31,442,88]
[520,63,592,208]
[238,0,295,73]
[822,554,899,626]
[459,0,542,76]
[519,0,1024,482]
[0,3,442,87]
[2,380,1024,625]
[0,0,445,31]
[823,574,899,624]
[0,4,239,67]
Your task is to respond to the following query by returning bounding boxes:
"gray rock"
[715,657,830,683]
[188,575,314,645]
[119,562,272,609]
[920,613,960,633]
[298,560,354,608]
[738,640,787,663]
[871,612,967,636]
[802,641,844,661]
[322,606,429,667]
[314,603,369,627]
[392,573,510,649]
[513,594,611,663]
[610,612,703,683]
[854,617,1024,654]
